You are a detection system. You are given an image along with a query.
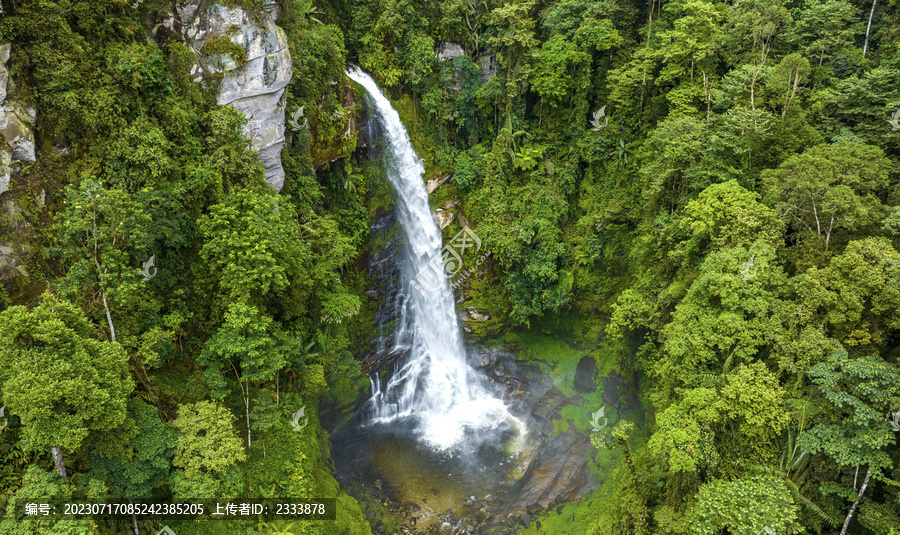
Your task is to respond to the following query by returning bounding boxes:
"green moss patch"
[200,36,247,68]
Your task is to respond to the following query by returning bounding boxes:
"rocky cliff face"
[0,42,36,196]
[172,0,292,192]
[0,40,39,301]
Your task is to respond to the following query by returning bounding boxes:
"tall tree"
[761,142,891,252]
[693,475,799,534]
[85,398,175,501]
[798,349,900,534]
[796,0,861,69]
[488,0,540,101]
[170,401,246,501]
[197,190,310,308]
[50,178,152,343]
[654,0,725,85]
[0,466,102,534]
[0,294,135,477]
[199,302,298,447]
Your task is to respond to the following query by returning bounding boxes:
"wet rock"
[426,174,452,194]
[574,355,597,393]
[435,42,465,61]
[434,209,454,229]
[459,307,490,323]
[364,346,407,377]
[475,509,488,523]
[0,149,10,196]
[601,370,641,416]
[356,101,384,161]
[0,42,36,196]
[0,244,14,270]
[51,140,71,156]
[476,50,497,85]
[602,371,623,410]
[361,208,406,373]
[530,402,552,423]
[502,425,597,515]
[0,103,36,161]
[477,352,499,368]
[0,43,8,104]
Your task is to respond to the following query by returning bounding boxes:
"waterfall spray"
[347,67,523,451]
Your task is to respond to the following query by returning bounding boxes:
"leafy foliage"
[0,295,134,462]
[799,349,899,478]
[2,0,900,532]
[693,475,799,534]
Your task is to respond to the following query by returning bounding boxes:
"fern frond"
[796,493,838,525]
[721,349,737,377]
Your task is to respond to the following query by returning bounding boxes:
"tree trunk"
[749,45,767,115]
[811,198,822,236]
[825,213,835,251]
[230,362,251,447]
[702,71,711,128]
[245,390,251,447]
[51,446,67,478]
[90,201,117,344]
[100,290,116,342]
[783,70,801,118]
[129,499,140,535]
[863,0,877,57]
[750,70,757,111]
[840,467,870,535]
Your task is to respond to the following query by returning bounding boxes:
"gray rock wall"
[0,43,36,196]
[179,1,292,192]
[476,49,497,85]
[435,41,465,61]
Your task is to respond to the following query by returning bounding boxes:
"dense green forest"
[0,0,899,533]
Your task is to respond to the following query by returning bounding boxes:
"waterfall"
[347,67,522,451]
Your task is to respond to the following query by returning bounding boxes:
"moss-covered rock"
[200,36,248,68]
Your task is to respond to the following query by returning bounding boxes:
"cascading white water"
[347,67,523,451]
